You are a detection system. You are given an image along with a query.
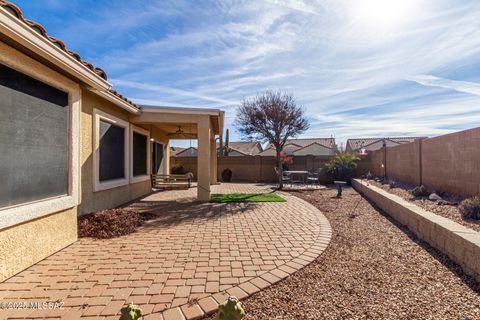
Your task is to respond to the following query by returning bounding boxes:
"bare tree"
[236,90,309,189]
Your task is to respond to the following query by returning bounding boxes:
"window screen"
[99,120,125,181]
[132,132,147,176]
[0,63,69,208]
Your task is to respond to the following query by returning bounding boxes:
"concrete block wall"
[361,127,480,196]
[171,155,335,183]
[353,179,480,283]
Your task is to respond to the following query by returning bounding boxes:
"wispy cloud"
[409,75,480,96]
[16,0,480,146]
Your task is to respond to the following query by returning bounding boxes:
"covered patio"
[0,184,331,320]
[131,106,224,201]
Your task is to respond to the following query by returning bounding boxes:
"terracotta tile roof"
[108,89,140,109]
[0,1,140,111]
[346,137,426,152]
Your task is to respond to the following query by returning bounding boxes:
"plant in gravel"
[215,296,245,320]
[389,179,396,189]
[459,196,480,220]
[222,168,233,182]
[119,302,142,320]
[78,209,156,239]
[409,185,429,198]
[325,152,360,183]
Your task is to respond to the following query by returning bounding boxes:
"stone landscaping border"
[352,179,480,283]
[156,195,332,320]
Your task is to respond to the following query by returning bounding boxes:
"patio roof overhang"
[131,106,224,201]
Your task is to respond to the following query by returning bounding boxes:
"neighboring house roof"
[0,0,140,111]
[175,147,197,157]
[260,138,337,156]
[292,142,336,156]
[170,147,186,157]
[346,137,426,152]
[221,141,263,156]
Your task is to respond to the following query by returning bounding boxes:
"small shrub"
[221,168,233,182]
[409,185,429,198]
[78,209,156,239]
[171,164,187,174]
[459,197,480,220]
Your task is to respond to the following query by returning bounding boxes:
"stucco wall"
[0,207,77,281]
[0,41,80,281]
[79,91,153,215]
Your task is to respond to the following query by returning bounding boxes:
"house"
[170,146,186,156]
[172,141,263,157]
[259,138,337,156]
[220,141,263,156]
[345,137,426,153]
[0,1,223,281]
[175,146,198,157]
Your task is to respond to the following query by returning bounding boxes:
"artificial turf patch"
[209,193,286,203]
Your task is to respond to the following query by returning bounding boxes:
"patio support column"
[197,116,211,201]
[164,140,170,174]
[210,131,217,184]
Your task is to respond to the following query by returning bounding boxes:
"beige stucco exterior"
[0,208,77,281]
[0,5,223,281]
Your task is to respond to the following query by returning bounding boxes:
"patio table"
[284,170,309,184]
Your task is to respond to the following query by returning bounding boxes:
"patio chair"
[307,169,321,185]
[274,167,292,186]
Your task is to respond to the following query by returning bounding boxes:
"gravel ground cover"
[368,180,480,232]
[207,186,480,320]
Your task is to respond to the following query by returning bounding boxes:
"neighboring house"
[221,141,263,156]
[169,146,186,157]
[259,138,337,156]
[0,2,223,281]
[175,147,198,157]
[345,137,426,153]
[172,141,263,157]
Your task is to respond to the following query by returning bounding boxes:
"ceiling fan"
[167,126,196,139]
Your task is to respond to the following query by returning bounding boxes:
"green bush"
[409,185,429,197]
[325,152,360,182]
[171,164,187,174]
[459,197,480,220]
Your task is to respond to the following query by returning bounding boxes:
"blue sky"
[12,0,480,148]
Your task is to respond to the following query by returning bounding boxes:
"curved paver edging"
[0,184,332,320]
[157,192,332,320]
[352,179,480,283]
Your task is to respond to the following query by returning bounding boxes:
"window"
[130,125,150,183]
[0,60,79,229]
[0,63,68,208]
[94,109,129,191]
[99,120,125,181]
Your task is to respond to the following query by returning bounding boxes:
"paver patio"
[0,183,331,320]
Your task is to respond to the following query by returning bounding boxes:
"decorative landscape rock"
[119,302,143,320]
[429,193,443,201]
[215,296,245,320]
